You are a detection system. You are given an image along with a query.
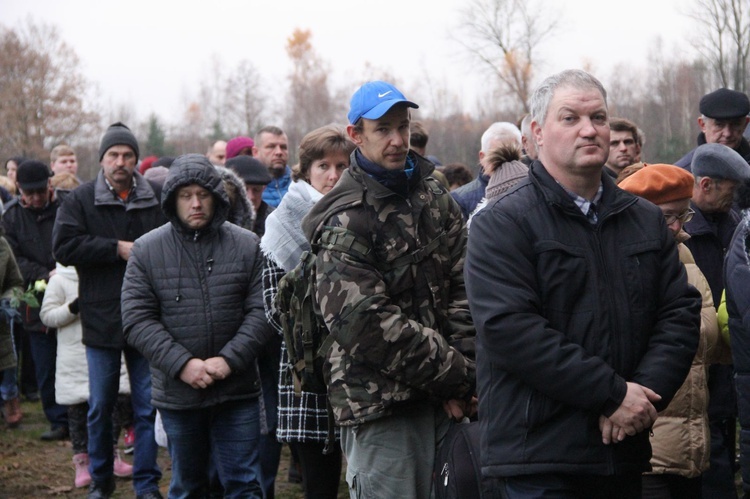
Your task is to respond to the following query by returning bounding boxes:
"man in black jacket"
[465,69,701,498]
[53,123,165,499]
[122,154,271,498]
[3,160,67,439]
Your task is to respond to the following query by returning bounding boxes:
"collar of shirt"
[103,175,136,202]
[561,182,603,224]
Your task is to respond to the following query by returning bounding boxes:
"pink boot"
[72,453,91,488]
[113,447,133,478]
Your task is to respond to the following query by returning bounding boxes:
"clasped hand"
[179,357,232,389]
[599,382,661,445]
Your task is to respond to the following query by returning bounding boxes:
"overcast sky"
[5,0,692,122]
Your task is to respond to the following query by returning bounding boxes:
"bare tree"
[686,0,750,91]
[454,0,560,114]
[223,60,267,136]
[0,18,99,162]
[283,29,344,161]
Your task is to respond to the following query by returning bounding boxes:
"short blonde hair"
[50,172,80,190]
[50,144,76,164]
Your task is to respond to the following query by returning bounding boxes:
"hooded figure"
[122,154,271,497]
[214,165,256,231]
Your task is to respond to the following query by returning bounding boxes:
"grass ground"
[0,398,346,498]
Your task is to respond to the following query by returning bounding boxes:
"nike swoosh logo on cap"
[378,91,393,98]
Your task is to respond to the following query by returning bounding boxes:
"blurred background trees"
[1,1,748,180]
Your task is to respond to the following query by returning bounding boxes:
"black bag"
[434,420,483,499]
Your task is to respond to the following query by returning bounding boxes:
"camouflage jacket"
[301,152,476,426]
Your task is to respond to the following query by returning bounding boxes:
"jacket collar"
[94,170,159,211]
[528,160,636,222]
[685,202,738,237]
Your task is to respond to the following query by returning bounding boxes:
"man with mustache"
[53,122,165,499]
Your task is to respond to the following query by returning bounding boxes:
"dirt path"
[0,399,311,498]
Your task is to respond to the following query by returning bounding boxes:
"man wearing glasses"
[685,142,750,498]
[676,87,750,169]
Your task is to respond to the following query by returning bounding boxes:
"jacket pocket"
[621,238,661,312]
[533,240,593,313]
[524,387,564,433]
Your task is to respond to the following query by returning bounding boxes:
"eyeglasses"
[663,209,694,225]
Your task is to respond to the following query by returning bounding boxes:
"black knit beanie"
[98,122,140,162]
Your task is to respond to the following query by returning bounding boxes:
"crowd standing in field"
[3,69,750,499]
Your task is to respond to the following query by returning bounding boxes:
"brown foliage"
[0,19,99,163]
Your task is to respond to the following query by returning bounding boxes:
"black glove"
[68,298,79,315]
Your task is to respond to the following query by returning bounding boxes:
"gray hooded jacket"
[122,154,272,410]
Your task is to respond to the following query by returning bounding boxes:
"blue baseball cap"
[347,81,419,124]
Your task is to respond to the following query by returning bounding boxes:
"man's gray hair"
[481,122,522,153]
[520,114,533,138]
[530,69,608,127]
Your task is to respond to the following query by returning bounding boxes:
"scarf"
[260,180,323,272]
[356,150,419,198]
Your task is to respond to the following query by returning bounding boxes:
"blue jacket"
[451,171,488,220]
[262,166,292,208]
[726,209,750,494]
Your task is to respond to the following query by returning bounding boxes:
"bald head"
[207,140,227,166]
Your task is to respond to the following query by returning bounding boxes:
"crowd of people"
[2,68,750,499]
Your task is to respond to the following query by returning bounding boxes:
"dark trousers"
[484,473,642,499]
[68,402,88,454]
[27,329,67,428]
[17,323,38,397]
[292,440,342,499]
[702,417,739,499]
[258,335,282,499]
[642,473,702,499]
[69,400,135,458]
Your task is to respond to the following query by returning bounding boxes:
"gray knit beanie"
[485,160,528,201]
[98,122,140,162]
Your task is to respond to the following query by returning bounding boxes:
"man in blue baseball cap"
[301,81,476,498]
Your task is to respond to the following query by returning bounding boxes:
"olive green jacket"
[0,236,25,372]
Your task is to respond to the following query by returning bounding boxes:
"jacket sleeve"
[262,256,285,336]
[39,275,76,329]
[218,244,274,374]
[122,239,194,380]
[466,206,628,414]
[630,228,701,412]
[2,211,50,283]
[52,190,120,267]
[442,194,476,362]
[0,238,23,299]
[314,217,475,402]
[693,267,730,365]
